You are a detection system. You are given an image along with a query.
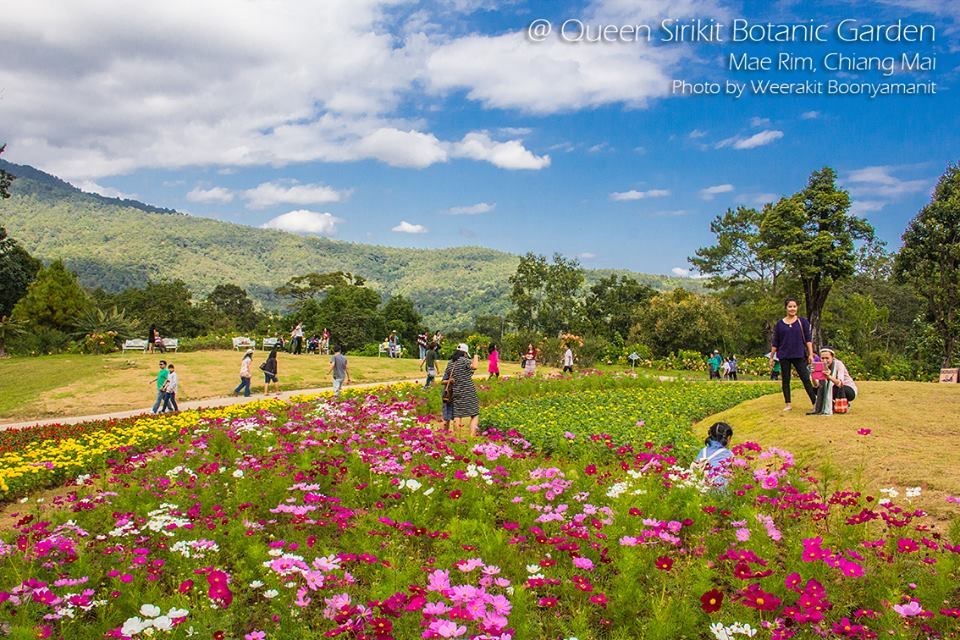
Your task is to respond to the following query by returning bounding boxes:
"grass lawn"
[695,380,960,517]
[0,350,533,421]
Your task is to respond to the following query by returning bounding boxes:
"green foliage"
[206,284,260,331]
[508,252,584,334]
[381,293,424,347]
[11,259,89,333]
[630,288,733,357]
[106,279,207,338]
[72,305,142,353]
[0,145,13,198]
[0,315,27,357]
[582,274,656,342]
[0,227,42,316]
[895,162,960,367]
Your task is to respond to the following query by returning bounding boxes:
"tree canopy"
[895,163,960,367]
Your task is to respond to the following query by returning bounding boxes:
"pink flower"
[244,632,266,640]
[893,600,923,617]
[572,556,594,571]
[430,619,467,638]
[857,428,871,436]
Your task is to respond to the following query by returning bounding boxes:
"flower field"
[1,384,959,639]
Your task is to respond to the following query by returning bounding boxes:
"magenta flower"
[857,428,871,436]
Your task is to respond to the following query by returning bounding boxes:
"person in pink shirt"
[487,343,500,379]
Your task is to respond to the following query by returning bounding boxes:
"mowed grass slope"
[0,351,530,421]
[695,381,960,516]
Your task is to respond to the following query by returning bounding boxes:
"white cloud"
[261,210,343,235]
[355,128,449,169]
[717,130,784,150]
[186,186,234,204]
[672,267,691,277]
[577,252,596,260]
[610,188,670,201]
[588,142,612,154]
[244,181,350,209]
[700,184,734,200]
[652,209,689,217]
[750,117,772,127]
[392,220,428,234]
[849,200,887,217]
[844,166,929,199]
[800,110,821,120]
[688,129,707,139]
[451,132,550,170]
[446,202,495,215]
[74,180,136,200]
[750,193,779,205]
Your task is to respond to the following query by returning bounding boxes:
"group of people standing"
[230,341,350,399]
[707,351,738,380]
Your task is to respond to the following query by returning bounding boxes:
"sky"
[1,0,957,277]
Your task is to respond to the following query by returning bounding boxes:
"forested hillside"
[0,160,700,329]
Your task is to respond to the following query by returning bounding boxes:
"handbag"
[441,374,455,404]
[832,397,849,414]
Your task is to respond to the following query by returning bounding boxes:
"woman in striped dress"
[447,343,480,436]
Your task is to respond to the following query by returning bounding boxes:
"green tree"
[759,167,874,345]
[0,315,27,357]
[895,163,960,367]
[583,274,656,341]
[206,284,259,331]
[0,144,13,199]
[275,272,364,304]
[0,227,43,316]
[473,315,505,342]
[298,282,384,351]
[508,253,584,335]
[112,280,206,337]
[630,288,733,357]
[381,294,423,347]
[12,259,89,332]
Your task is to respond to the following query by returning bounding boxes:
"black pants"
[780,357,817,405]
[293,337,302,354]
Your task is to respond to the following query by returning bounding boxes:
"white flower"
[264,589,279,599]
[404,478,423,492]
[880,487,900,498]
[422,487,435,496]
[526,564,541,573]
[232,469,244,479]
[121,617,149,636]
[167,607,188,619]
[905,486,921,498]
[153,616,173,631]
[249,580,264,589]
[140,604,161,618]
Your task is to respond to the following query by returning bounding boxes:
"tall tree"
[12,259,89,332]
[630,288,733,357]
[0,144,14,199]
[0,227,43,316]
[112,280,206,337]
[382,293,423,346]
[275,272,363,304]
[583,275,656,341]
[508,253,584,335]
[206,284,259,331]
[690,205,783,289]
[759,167,874,345]
[895,163,960,367]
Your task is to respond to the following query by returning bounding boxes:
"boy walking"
[161,363,179,412]
[420,341,438,388]
[151,360,168,413]
[328,345,350,397]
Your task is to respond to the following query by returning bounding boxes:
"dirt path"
[0,377,426,432]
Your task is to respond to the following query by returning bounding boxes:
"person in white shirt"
[562,345,574,374]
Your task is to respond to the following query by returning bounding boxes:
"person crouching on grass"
[808,347,858,415]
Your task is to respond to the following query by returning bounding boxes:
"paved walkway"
[0,378,426,432]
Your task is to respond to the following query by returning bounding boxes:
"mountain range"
[0,160,701,329]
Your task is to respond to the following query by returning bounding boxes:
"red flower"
[213,632,225,640]
[590,593,608,608]
[655,556,674,571]
[537,596,558,608]
[448,489,462,499]
[370,618,393,635]
[700,589,723,613]
[585,464,597,476]
[739,583,781,611]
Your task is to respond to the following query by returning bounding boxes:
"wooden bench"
[232,336,256,351]
[262,337,280,351]
[161,338,179,352]
[122,339,149,352]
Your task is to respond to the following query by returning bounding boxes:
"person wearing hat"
[441,343,480,436]
[707,350,723,380]
[234,348,255,397]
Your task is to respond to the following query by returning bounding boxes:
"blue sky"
[1,0,956,277]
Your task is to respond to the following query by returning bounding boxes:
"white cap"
[457,343,470,355]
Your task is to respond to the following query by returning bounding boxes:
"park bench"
[232,336,256,351]
[161,338,179,352]
[262,337,280,351]
[121,338,149,352]
[378,342,403,357]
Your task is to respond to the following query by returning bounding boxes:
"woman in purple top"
[769,297,817,411]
